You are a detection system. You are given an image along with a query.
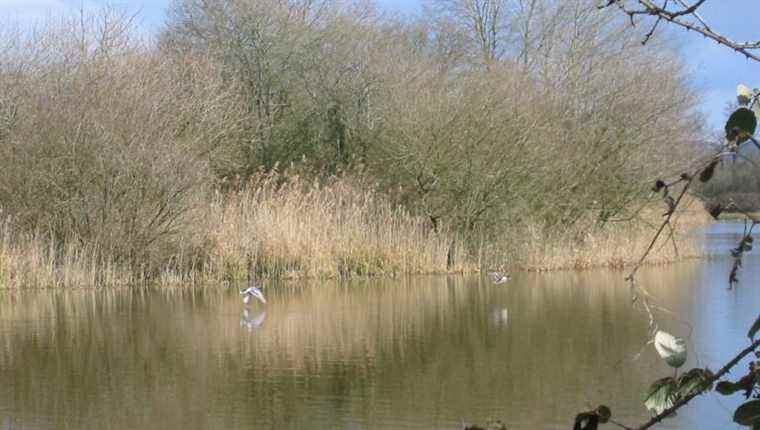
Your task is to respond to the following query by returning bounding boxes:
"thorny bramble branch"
[571,3,760,427]
[611,134,760,427]
[610,339,760,430]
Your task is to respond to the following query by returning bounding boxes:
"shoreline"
[0,218,712,289]
[0,175,712,289]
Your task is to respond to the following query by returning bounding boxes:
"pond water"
[1,222,759,429]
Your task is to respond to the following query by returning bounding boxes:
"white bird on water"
[654,330,687,375]
[487,271,511,284]
[240,284,267,305]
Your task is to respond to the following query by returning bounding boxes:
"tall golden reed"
[0,176,709,289]
[200,171,471,281]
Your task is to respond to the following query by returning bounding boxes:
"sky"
[0,0,756,131]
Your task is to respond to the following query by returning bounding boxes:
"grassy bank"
[0,176,710,288]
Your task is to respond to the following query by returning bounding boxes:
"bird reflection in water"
[240,308,267,332]
[487,271,511,284]
[492,308,509,326]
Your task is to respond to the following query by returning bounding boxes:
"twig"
[641,15,663,45]
[610,418,635,430]
[656,219,679,257]
[672,0,711,31]
[625,149,730,285]
[625,173,694,282]
[610,131,760,428]
[641,0,667,45]
[600,0,760,62]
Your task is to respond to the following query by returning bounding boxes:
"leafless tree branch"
[599,0,760,62]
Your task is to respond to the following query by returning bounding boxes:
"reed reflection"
[0,254,746,429]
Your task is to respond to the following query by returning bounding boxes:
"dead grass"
[0,184,712,289]
[199,171,472,281]
[0,220,138,289]
[492,196,710,272]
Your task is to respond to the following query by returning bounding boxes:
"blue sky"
[681,0,757,130]
[0,0,755,131]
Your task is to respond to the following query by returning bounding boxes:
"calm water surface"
[1,222,759,429]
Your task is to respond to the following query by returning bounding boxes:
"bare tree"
[424,0,510,64]
[162,0,335,170]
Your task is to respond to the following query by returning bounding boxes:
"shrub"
[0,10,242,274]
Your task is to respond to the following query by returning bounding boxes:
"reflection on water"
[240,309,267,332]
[492,308,509,327]
[0,223,758,429]
[701,220,752,255]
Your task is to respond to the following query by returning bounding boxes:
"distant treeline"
[0,0,704,285]
[696,152,760,212]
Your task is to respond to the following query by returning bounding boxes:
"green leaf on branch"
[749,313,760,340]
[717,370,758,399]
[716,380,744,395]
[644,377,678,417]
[677,368,714,396]
[726,108,757,144]
[642,370,714,420]
[734,400,760,426]
[739,84,754,106]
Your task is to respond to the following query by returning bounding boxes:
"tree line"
[0,0,701,276]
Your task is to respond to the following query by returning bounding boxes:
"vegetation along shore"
[0,0,711,288]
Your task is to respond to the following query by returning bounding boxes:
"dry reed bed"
[0,180,711,289]
[0,221,138,289]
[503,197,709,272]
[202,173,472,280]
